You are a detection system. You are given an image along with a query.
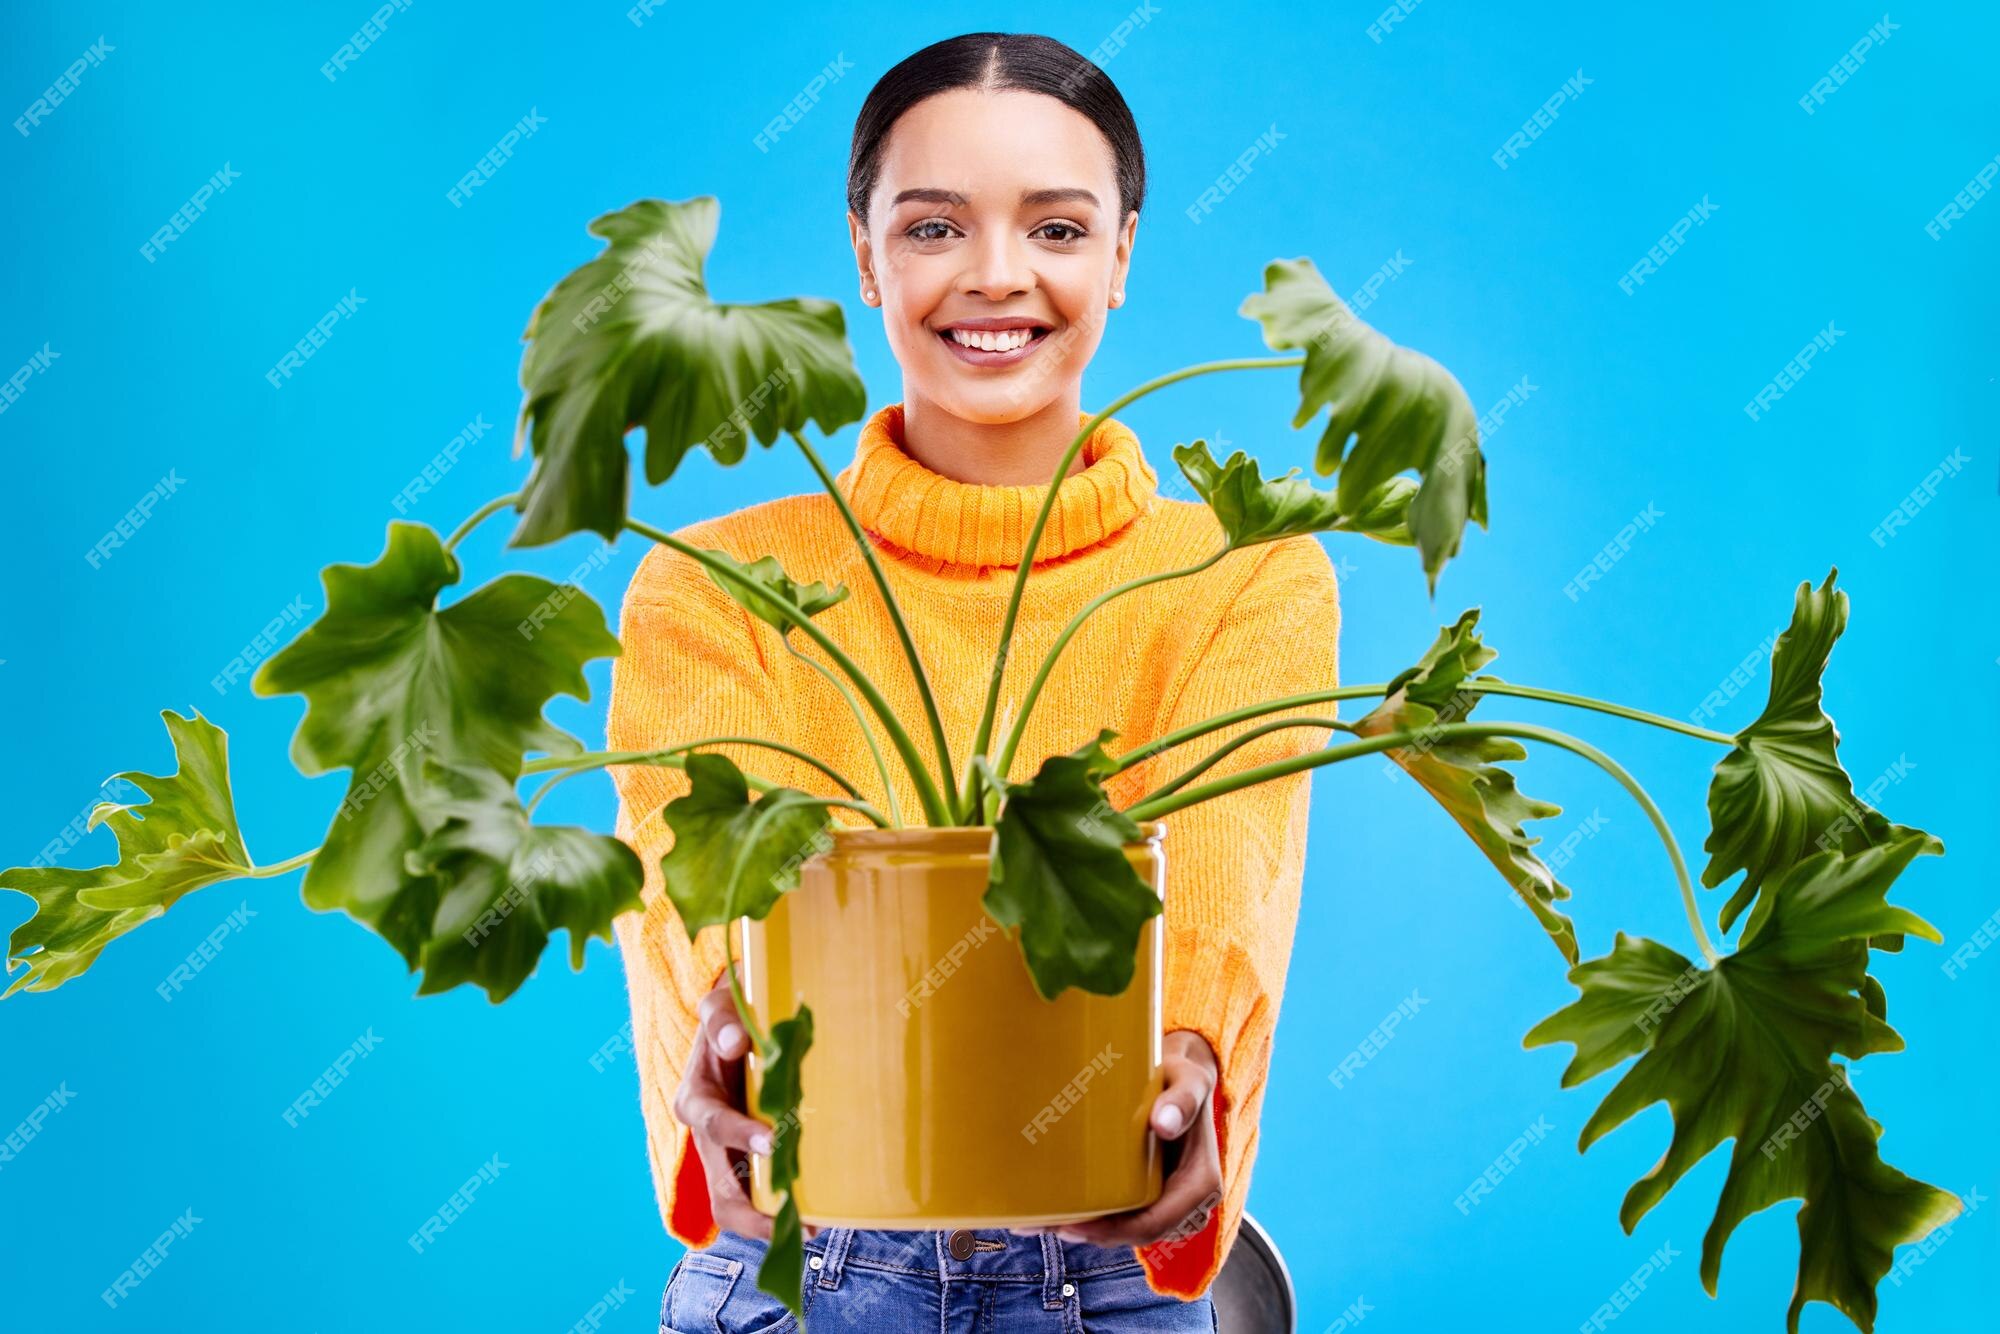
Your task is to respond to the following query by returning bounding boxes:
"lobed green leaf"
[986,730,1163,999]
[1239,257,1484,589]
[403,761,643,1001]
[1703,570,1942,934]
[253,521,621,982]
[513,197,868,546]
[1527,836,1955,1333]
[1357,611,1577,961]
[1173,438,1415,549]
[754,1005,814,1318]
[657,752,834,934]
[695,547,849,637]
[3,711,251,996]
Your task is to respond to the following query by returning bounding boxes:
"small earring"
[863,287,876,302]
[1111,290,1123,306]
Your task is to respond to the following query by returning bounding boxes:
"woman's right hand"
[671,978,816,1242]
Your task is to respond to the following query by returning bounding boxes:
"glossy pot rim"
[819,818,1165,852]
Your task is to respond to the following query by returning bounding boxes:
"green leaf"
[1704,570,1942,934]
[754,1005,814,1318]
[1341,476,1418,546]
[513,196,868,546]
[4,711,251,996]
[1526,836,1956,1334]
[1357,611,1577,962]
[402,761,642,1001]
[658,753,834,934]
[986,729,1163,999]
[1172,438,1415,549]
[696,547,849,637]
[1239,257,1484,589]
[252,521,620,971]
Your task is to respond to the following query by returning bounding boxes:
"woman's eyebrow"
[889,186,1101,209]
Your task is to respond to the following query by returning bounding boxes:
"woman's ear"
[848,210,878,305]
[1110,209,1138,308]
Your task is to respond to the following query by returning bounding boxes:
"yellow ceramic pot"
[744,820,1167,1228]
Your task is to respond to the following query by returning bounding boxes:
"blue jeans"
[660,1227,1218,1333]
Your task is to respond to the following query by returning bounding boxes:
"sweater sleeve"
[605,535,792,1253]
[1131,533,1342,1300]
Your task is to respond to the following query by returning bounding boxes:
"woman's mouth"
[935,323,1054,367]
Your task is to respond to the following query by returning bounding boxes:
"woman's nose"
[956,234,1033,300]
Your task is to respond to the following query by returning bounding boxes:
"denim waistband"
[811,1227,1143,1284]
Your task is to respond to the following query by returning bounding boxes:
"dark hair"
[846,33,1146,230]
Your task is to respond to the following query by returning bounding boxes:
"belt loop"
[817,1227,855,1290]
[1041,1231,1068,1310]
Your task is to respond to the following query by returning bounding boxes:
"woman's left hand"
[1029,1029,1223,1248]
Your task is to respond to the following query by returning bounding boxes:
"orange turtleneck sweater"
[606,403,1342,1300]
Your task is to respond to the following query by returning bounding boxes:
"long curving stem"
[788,429,956,818]
[623,517,952,826]
[444,492,523,552]
[1462,681,1734,745]
[783,638,903,827]
[524,738,857,793]
[1124,720,1721,966]
[963,355,1308,819]
[1106,678,1736,781]
[989,544,1232,790]
[1106,685,1384,778]
[522,741,842,816]
[1130,715,1346,809]
[241,846,321,879]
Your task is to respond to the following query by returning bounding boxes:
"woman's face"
[851,88,1136,425]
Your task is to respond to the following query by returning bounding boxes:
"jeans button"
[947,1229,976,1261]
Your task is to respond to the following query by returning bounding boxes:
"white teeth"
[948,327,1037,352]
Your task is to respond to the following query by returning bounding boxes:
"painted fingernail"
[1155,1103,1185,1135]
[750,1130,773,1154]
[718,1023,745,1053]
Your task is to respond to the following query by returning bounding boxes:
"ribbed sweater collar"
[834,403,1158,569]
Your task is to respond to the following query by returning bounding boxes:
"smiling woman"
[611,30,1309,1334]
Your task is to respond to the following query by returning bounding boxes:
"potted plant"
[732,820,1169,1230]
[3,195,1956,1331]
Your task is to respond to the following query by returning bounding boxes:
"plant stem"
[444,492,523,552]
[788,429,956,818]
[1124,720,1720,966]
[966,755,1007,825]
[1124,730,1403,818]
[721,849,771,1057]
[522,740,857,802]
[964,355,1307,806]
[990,544,1232,791]
[1131,716,1346,808]
[622,518,952,826]
[1464,681,1735,745]
[242,847,320,878]
[1107,678,1736,781]
[784,638,902,827]
[722,942,766,1057]
[1107,686,1385,777]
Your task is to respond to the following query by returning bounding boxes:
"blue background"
[2,2,1993,1330]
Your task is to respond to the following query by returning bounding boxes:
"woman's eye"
[1036,222,1087,244]
[904,219,955,242]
